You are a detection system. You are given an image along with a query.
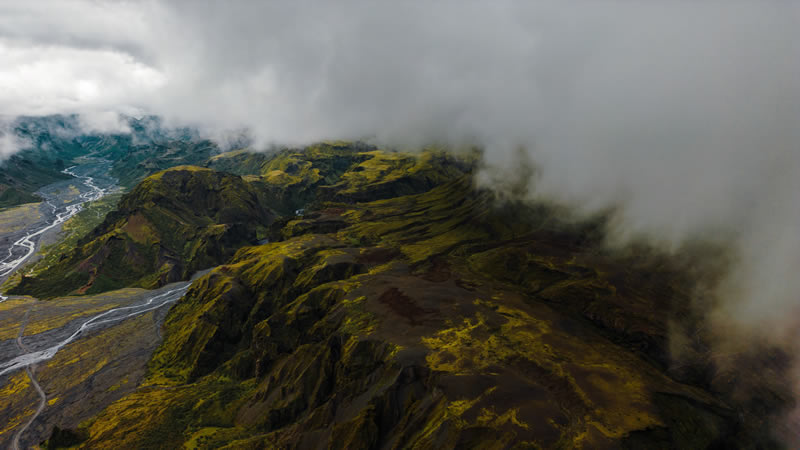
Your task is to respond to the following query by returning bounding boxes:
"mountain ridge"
[31,145,782,448]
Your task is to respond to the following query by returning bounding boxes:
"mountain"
[12,143,470,301]
[40,145,780,448]
[248,142,469,215]
[11,167,274,298]
[205,149,271,176]
[104,134,217,188]
[0,153,69,208]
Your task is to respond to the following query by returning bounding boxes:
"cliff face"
[49,146,781,448]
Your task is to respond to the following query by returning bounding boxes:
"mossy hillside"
[22,193,122,279]
[317,150,470,203]
[205,149,270,176]
[0,185,40,208]
[0,153,71,209]
[147,235,359,384]
[248,142,373,215]
[244,143,471,217]
[14,145,465,300]
[1,145,377,298]
[11,167,275,298]
[71,165,769,448]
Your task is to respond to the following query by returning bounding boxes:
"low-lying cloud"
[0,121,30,159]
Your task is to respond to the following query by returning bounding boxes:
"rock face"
[38,145,784,448]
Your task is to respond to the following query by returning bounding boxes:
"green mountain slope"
[52,148,778,448]
[247,142,373,215]
[205,149,271,176]
[11,143,463,300]
[11,167,274,298]
[0,153,68,208]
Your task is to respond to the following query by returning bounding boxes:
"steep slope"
[247,142,373,215]
[315,149,470,203]
[0,153,69,208]
[205,149,271,176]
[64,162,780,448]
[11,167,274,298]
[248,142,469,215]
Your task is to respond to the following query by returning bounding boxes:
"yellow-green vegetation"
[19,288,146,337]
[318,149,468,203]
[247,142,372,215]
[58,145,768,448]
[0,296,34,340]
[205,149,270,176]
[106,377,129,393]
[11,143,467,300]
[0,201,41,233]
[0,372,38,438]
[23,308,174,449]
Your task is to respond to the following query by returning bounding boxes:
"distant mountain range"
[0,115,214,209]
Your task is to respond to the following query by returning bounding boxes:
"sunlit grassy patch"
[0,202,41,233]
[0,372,35,436]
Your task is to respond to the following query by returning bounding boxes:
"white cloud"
[0,121,30,158]
[77,110,132,134]
[0,38,164,117]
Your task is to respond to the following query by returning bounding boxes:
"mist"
[0,121,30,159]
[154,1,800,338]
[2,0,800,437]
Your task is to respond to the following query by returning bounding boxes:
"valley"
[0,156,208,448]
[0,160,114,288]
[0,280,196,449]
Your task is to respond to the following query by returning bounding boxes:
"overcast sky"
[1,1,800,338]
